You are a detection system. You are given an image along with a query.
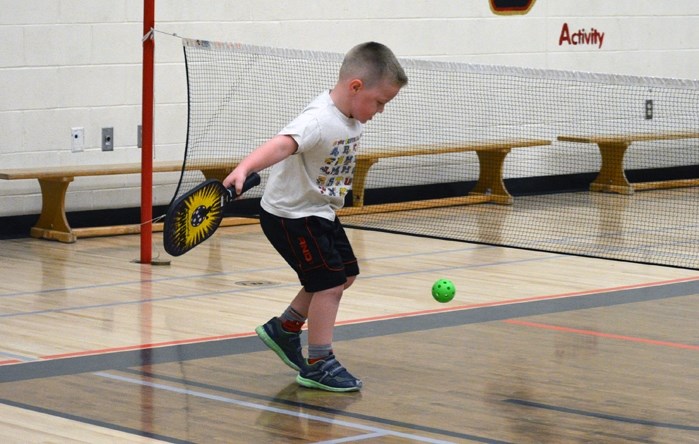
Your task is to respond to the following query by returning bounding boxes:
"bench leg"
[30,177,77,243]
[590,142,633,194]
[202,167,236,182]
[470,149,513,205]
[352,158,378,207]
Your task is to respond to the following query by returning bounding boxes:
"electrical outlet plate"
[102,127,114,151]
[71,127,84,152]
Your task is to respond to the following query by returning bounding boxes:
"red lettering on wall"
[559,22,571,45]
[559,22,605,49]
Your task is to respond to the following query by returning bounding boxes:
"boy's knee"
[344,275,356,289]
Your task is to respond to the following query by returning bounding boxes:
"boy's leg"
[306,284,343,349]
[255,288,312,371]
[304,274,356,359]
[258,209,361,390]
[297,280,362,392]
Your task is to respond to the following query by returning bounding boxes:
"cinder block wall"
[2,0,698,217]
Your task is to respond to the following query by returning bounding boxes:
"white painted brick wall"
[2,0,699,217]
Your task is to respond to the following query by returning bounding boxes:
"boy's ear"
[349,78,363,93]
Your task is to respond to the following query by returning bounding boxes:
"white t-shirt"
[261,91,363,221]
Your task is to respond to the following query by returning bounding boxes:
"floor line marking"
[94,371,455,444]
[336,275,699,326]
[31,275,699,362]
[119,368,510,444]
[0,244,492,299]
[41,331,257,360]
[0,254,558,318]
[503,319,699,351]
[1,255,584,320]
[504,398,699,431]
[313,431,390,443]
[4,259,698,321]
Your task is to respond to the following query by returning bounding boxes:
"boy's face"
[348,79,402,123]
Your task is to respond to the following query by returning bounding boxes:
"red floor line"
[336,274,699,326]
[503,319,699,351]
[40,331,257,360]
[0,359,23,366]
[33,274,699,363]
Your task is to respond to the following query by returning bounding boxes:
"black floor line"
[1,278,697,383]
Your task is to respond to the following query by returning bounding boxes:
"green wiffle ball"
[431,278,456,303]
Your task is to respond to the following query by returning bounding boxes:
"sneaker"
[255,317,304,371]
[296,355,362,392]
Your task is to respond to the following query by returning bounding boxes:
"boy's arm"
[223,135,298,194]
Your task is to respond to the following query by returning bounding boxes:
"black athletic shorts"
[259,207,359,293]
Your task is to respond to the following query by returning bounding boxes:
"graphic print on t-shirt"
[316,135,360,199]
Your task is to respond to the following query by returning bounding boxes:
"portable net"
[173,38,699,269]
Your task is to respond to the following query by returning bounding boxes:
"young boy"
[223,42,408,392]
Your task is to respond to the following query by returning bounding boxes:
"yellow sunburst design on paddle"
[172,182,223,253]
[164,174,259,256]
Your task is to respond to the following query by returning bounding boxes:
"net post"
[140,0,155,264]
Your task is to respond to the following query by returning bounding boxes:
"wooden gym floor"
[1,222,698,443]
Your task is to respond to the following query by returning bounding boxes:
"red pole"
[140,0,155,264]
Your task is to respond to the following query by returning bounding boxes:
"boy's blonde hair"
[339,42,408,88]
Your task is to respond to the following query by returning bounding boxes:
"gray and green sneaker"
[296,355,362,392]
[255,317,304,371]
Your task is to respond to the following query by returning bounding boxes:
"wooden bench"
[0,160,239,243]
[558,132,699,195]
[338,138,551,216]
[3,139,552,240]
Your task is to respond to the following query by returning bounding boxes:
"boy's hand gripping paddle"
[163,173,261,256]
